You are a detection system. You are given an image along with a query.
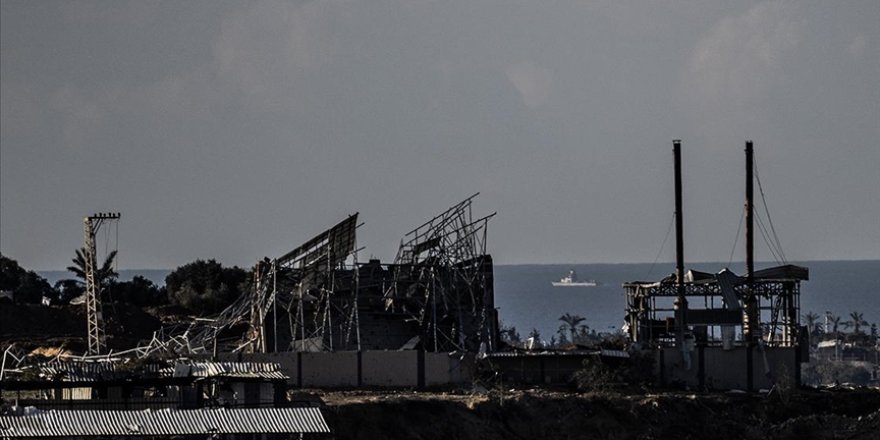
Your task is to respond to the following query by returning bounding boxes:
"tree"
[827,313,842,338]
[165,259,249,315]
[556,324,570,346]
[803,311,822,341]
[66,248,118,289]
[559,313,586,343]
[577,325,593,344]
[499,323,522,346]
[0,254,55,303]
[108,276,166,307]
[527,328,542,349]
[845,311,868,335]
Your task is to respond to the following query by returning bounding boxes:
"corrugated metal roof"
[18,360,288,383]
[172,362,288,380]
[35,361,162,382]
[750,264,809,281]
[487,350,599,358]
[0,407,330,437]
[599,349,630,359]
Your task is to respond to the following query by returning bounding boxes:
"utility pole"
[743,142,759,344]
[83,212,121,355]
[673,140,688,350]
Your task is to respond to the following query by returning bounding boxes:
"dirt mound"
[321,388,880,440]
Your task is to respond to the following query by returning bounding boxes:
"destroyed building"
[624,141,809,390]
[138,194,499,358]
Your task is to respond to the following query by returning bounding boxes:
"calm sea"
[41,260,879,343]
[493,260,880,341]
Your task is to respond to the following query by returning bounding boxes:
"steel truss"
[382,194,497,352]
[137,196,497,358]
[83,213,120,356]
[624,265,807,348]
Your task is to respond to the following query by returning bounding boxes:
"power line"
[753,156,787,263]
[755,210,783,264]
[728,207,745,268]
[648,212,675,279]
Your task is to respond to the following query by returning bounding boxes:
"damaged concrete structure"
[141,195,499,358]
[1,360,289,410]
[624,141,809,390]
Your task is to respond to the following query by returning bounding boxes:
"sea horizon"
[36,259,879,346]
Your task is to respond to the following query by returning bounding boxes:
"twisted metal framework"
[391,194,493,266]
[138,196,496,358]
[624,265,807,348]
[281,214,360,352]
[149,215,361,356]
[383,193,497,352]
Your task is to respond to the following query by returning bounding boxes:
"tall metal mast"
[673,140,688,348]
[743,141,759,343]
[83,212,120,355]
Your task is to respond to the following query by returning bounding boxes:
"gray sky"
[2,0,878,270]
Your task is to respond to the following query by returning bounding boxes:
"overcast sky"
[2,0,878,270]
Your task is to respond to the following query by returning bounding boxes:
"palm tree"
[66,248,118,288]
[828,314,842,338]
[559,313,586,343]
[803,311,821,340]
[845,311,868,335]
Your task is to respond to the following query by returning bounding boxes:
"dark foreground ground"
[4,303,879,439]
[314,387,880,440]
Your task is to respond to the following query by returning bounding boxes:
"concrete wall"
[659,347,700,387]
[492,355,590,385]
[754,347,797,390]
[495,356,541,384]
[362,351,419,387]
[702,347,749,390]
[658,346,799,390]
[425,352,469,387]
[301,351,359,387]
[222,351,472,388]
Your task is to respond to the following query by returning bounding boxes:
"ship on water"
[551,269,598,287]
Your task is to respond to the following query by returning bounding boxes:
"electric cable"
[754,157,787,263]
[728,207,745,268]
[648,212,675,279]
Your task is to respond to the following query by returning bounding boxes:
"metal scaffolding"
[382,193,497,352]
[624,265,807,348]
[623,141,807,352]
[139,195,497,357]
